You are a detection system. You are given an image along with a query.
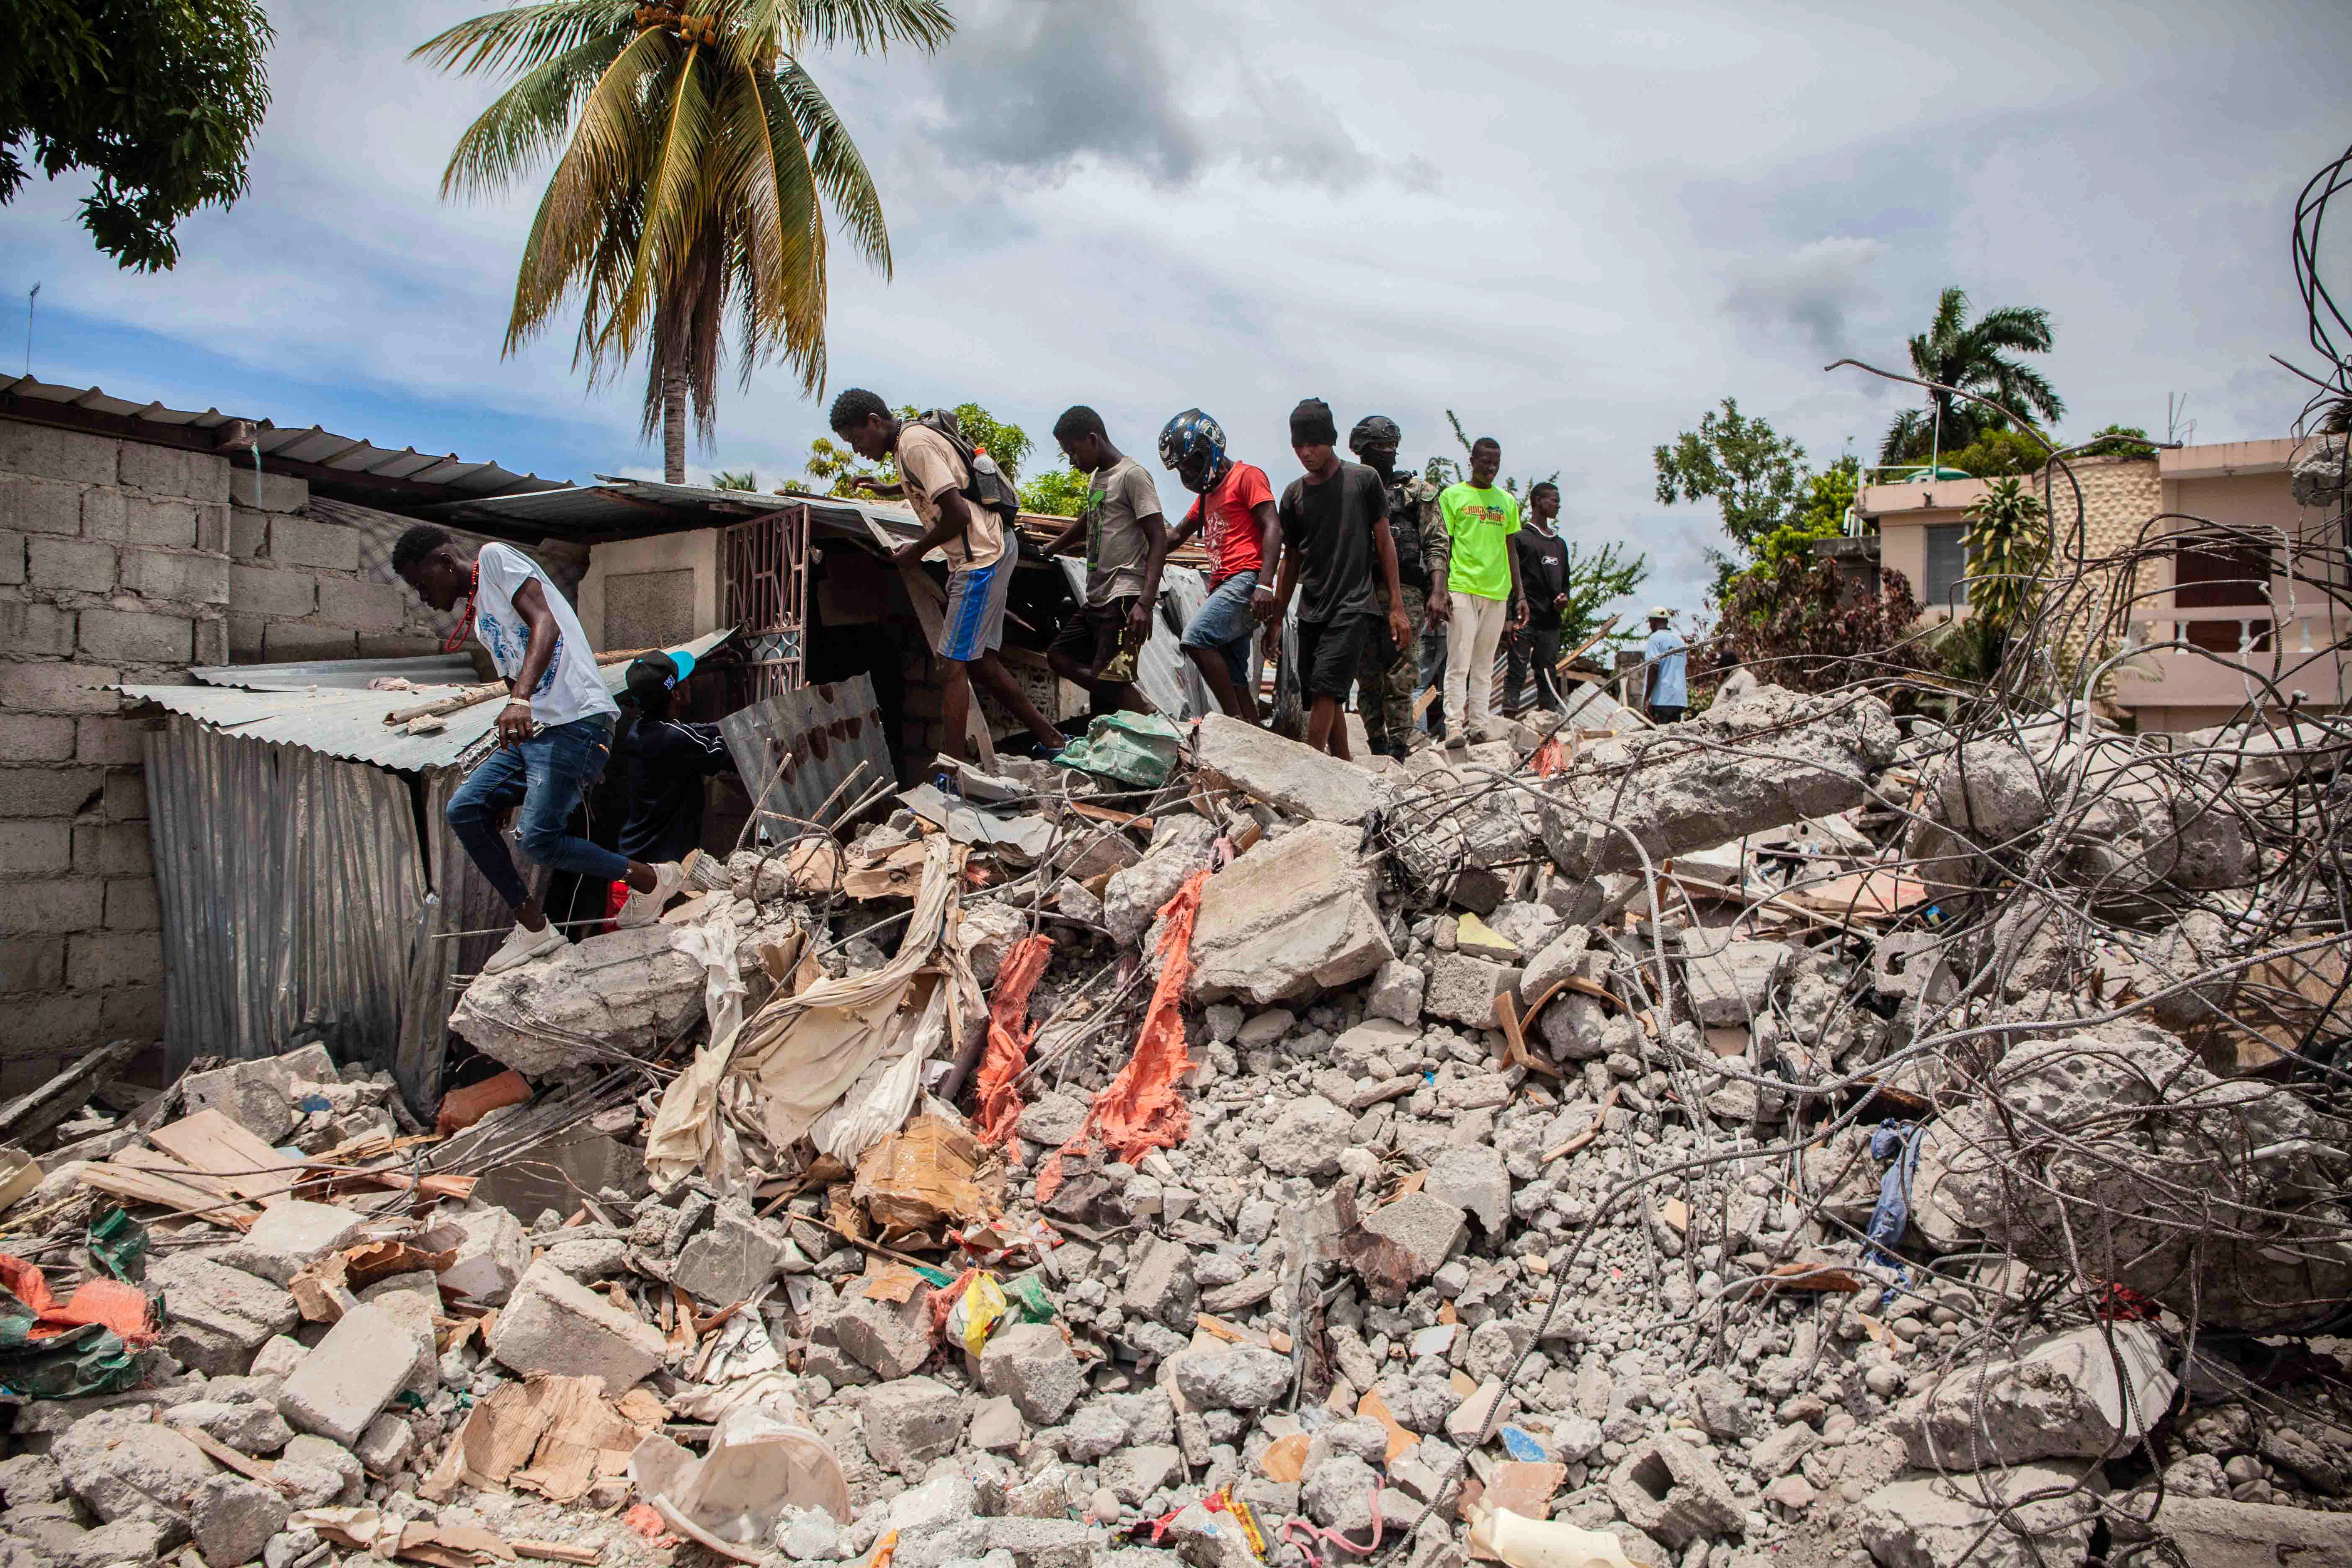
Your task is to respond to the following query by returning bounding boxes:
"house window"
[1923,525,1968,608]
[2174,536,2275,608]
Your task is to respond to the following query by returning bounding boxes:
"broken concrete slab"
[1102,817,1219,947]
[1853,1460,2104,1568]
[218,1198,367,1286]
[1172,1346,1291,1411]
[1186,821,1395,1005]
[451,922,704,1079]
[420,1201,532,1306]
[671,1198,784,1305]
[189,1471,289,1568]
[1896,1322,2177,1470]
[486,1259,667,1387]
[861,1376,967,1473]
[181,1042,336,1143]
[1606,1436,1741,1548]
[1538,685,1901,879]
[1354,1192,1468,1291]
[2123,1493,2352,1566]
[1259,1095,1354,1177]
[1194,713,1401,824]
[146,1253,300,1376]
[51,1412,217,1527]
[1681,936,1792,1026]
[834,1275,938,1381]
[1362,960,1425,1024]
[1423,1145,1509,1233]
[276,1302,423,1446]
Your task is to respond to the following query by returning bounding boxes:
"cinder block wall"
[0,418,452,1092]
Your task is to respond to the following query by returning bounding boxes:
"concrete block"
[1122,1235,1199,1332]
[1681,936,1793,1027]
[276,1303,417,1446]
[1171,1345,1291,1411]
[78,604,192,663]
[1186,820,1395,1005]
[98,982,162,1039]
[487,1259,666,1387]
[833,1274,937,1381]
[0,473,86,534]
[120,547,230,606]
[103,877,160,931]
[315,576,405,632]
[0,936,66,994]
[219,1198,368,1284]
[671,1199,784,1305]
[0,423,118,485]
[163,1396,295,1457]
[978,1321,1086,1426]
[0,879,104,936]
[90,494,199,548]
[249,1335,307,1380]
[72,820,149,876]
[1854,1460,2102,1568]
[119,442,230,502]
[861,1376,966,1473]
[51,1411,213,1526]
[1422,951,1522,1029]
[103,768,145,820]
[78,487,124,539]
[1423,1144,1509,1233]
[1,711,77,760]
[190,1472,289,1566]
[354,1413,415,1473]
[261,620,358,661]
[268,515,361,572]
[1356,1193,1469,1293]
[1896,1322,2175,1470]
[0,819,73,872]
[192,609,225,665]
[0,661,121,712]
[147,1253,300,1376]
[182,1042,336,1142]
[28,535,115,592]
[229,613,266,657]
[1,598,78,656]
[230,563,315,618]
[230,469,308,512]
[193,503,227,554]
[418,1202,532,1306]
[75,714,149,765]
[0,529,22,584]
[65,929,162,989]
[1607,1436,1741,1548]
[229,506,270,558]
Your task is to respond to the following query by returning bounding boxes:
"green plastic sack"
[1052,712,1181,788]
[86,1207,149,1284]
[1003,1273,1055,1325]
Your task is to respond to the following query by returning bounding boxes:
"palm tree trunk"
[663,370,687,484]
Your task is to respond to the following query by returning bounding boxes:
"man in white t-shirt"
[393,526,685,972]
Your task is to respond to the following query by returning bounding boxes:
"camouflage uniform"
[1358,472,1449,756]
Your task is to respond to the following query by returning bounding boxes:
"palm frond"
[439,36,624,200]
[1988,361,2066,426]
[772,56,888,273]
[614,44,717,355]
[411,1,632,77]
[1929,285,1969,345]
[1964,303,2054,354]
[782,0,955,56]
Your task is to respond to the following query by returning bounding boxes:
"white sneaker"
[614,861,686,928]
[482,920,565,974]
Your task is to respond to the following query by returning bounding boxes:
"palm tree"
[1880,286,2066,465]
[413,0,952,482]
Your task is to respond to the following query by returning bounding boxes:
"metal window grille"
[720,503,810,701]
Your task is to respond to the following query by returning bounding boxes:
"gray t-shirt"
[1081,456,1161,606]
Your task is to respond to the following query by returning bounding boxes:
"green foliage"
[1941,426,2053,478]
[943,402,1029,482]
[1558,541,1649,647]
[0,0,273,271]
[1961,476,2050,637]
[1880,286,2065,462]
[1653,398,1809,591]
[710,469,758,490]
[1727,456,1859,590]
[1714,556,1935,694]
[1019,465,1087,517]
[2077,423,2156,458]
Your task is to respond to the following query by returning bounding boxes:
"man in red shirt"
[1161,409,1282,722]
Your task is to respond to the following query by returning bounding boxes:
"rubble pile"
[5,678,2351,1568]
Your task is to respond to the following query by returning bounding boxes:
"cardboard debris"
[421,1373,664,1506]
[851,1115,993,1243]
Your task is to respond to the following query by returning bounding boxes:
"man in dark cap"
[609,650,736,868]
[1266,398,1412,759]
[1346,415,1449,759]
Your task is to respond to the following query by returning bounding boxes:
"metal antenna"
[23,283,37,377]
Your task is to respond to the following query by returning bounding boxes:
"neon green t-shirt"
[1439,483,1521,601]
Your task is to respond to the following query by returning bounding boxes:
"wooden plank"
[0,1038,140,1150]
[149,1107,299,1200]
[111,1145,242,1200]
[73,1160,258,1228]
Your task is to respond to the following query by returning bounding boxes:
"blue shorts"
[1180,570,1259,686]
[938,549,1014,663]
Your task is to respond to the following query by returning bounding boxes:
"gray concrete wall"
[0,417,449,1092]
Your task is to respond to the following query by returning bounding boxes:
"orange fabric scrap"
[0,1255,156,1346]
[1530,735,1567,777]
[1036,870,1209,1206]
[620,1505,677,1547]
[973,934,1055,1149]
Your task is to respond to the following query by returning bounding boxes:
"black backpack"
[905,410,1022,543]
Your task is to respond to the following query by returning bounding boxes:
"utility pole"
[23,283,37,377]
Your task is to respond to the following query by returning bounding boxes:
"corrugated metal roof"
[122,630,733,772]
[190,652,481,691]
[0,376,566,502]
[421,477,914,542]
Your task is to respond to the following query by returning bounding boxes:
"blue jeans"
[1180,570,1260,689]
[447,715,627,912]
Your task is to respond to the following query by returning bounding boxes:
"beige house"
[1857,437,2349,733]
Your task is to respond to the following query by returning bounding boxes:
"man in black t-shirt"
[1267,398,1412,760]
[1506,480,1572,716]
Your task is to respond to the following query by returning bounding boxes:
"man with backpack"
[1037,405,1167,719]
[1345,414,1448,759]
[828,389,1067,761]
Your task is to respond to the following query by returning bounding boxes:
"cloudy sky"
[5,0,2348,616]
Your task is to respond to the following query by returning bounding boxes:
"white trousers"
[1442,590,1509,737]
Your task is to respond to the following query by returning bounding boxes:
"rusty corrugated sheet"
[717,674,893,842]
